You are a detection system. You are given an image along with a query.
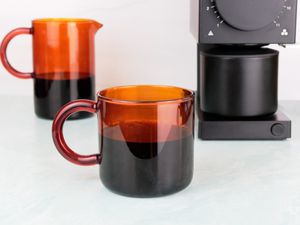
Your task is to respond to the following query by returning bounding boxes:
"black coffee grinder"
[191,0,298,140]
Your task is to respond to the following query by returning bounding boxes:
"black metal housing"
[199,47,279,117]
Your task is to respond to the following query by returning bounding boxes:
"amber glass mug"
[52,85,195,197]
[0,18,102,119]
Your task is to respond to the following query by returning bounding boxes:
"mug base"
[101,177,193,198]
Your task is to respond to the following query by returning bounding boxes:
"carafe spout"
[92,21,103,33]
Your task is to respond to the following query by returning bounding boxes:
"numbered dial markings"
[205,0,293,31]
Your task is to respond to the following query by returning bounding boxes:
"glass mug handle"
[0,28,34,79]
[52,100,102,166]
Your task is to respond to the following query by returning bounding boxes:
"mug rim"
[97,85,195,104]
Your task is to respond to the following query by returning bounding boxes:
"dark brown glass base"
[100,134,194,198]
[34,76,95,120]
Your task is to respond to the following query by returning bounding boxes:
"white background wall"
[0,0,300,100]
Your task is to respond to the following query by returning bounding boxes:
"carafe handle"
[0,28,34,79]
[52,100,101,166]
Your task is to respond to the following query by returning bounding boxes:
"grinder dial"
[215,0,285,31]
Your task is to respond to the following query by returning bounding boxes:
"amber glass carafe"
[0,18,102,119]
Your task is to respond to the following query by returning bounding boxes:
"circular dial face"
[215,0,285,31]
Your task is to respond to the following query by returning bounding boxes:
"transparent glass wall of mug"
[52,85,195,197]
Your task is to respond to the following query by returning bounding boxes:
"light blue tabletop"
[0,97,299,225]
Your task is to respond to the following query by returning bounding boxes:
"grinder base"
[198,110,291,140]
